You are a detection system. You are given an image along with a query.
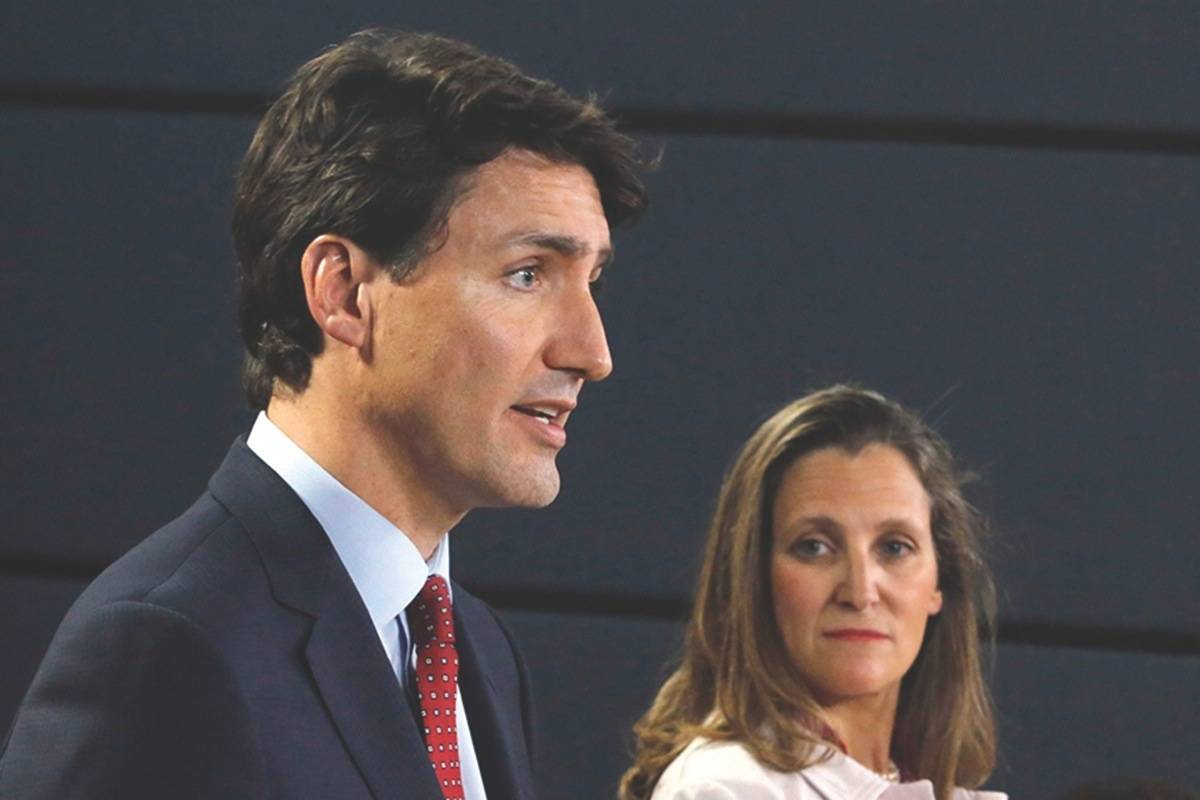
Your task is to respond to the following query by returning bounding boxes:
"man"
[0,29,647,799]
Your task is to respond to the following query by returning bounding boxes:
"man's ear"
[299,235,376,351]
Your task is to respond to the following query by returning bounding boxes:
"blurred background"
[1,3,1197,796]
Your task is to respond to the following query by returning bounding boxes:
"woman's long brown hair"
[619,385,997,800]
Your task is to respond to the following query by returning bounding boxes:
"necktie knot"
[411,574,455,646]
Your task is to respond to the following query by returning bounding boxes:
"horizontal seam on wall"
[2,556,1194,657]
[3,82,1200,155]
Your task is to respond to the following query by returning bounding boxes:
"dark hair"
[233,29,650,409]
[622,385,997,800]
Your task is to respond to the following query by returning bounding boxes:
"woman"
[621,385,1004,799]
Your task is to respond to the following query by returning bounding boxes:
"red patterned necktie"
[407,574,464,800]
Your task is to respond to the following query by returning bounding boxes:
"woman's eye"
[790,538,831,558]
[506,267,539,289]
[880,539,914,559]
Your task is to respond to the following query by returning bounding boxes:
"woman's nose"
[835,550,880,610]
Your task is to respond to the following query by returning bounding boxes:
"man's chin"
[479,464,561,509]
[508,475,561,509]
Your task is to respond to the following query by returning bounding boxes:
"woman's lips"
[823,629,890,641]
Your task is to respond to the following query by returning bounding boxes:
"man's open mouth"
[512,405,557,424]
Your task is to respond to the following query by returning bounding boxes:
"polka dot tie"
[407,575,464,799]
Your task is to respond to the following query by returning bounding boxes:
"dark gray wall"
[2,4,1197,797]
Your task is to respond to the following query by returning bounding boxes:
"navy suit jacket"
[0,439,537,800]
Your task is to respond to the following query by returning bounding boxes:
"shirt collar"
[801,748,934,799]
[246,412,451,633]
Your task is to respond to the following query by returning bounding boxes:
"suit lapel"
[209,438,443,800]
[305,577,443,800]
[454,588,536,800]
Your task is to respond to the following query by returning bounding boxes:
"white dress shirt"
[247,412,487,800]
[652,736,1006,800]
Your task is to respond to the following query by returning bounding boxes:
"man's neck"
[265,398,462,560]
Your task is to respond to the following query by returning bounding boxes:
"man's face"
[359,149,613,516]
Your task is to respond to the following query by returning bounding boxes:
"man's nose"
[546,284,612,382]
[835,549,881,610]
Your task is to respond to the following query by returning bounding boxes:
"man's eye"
[589,274,607,298]
[506,267,538,289]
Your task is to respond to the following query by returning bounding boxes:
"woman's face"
[770,443,943,706]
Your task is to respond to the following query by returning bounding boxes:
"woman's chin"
[809,664,902,705]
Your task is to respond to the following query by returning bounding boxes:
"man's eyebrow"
[506,232,614,268]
